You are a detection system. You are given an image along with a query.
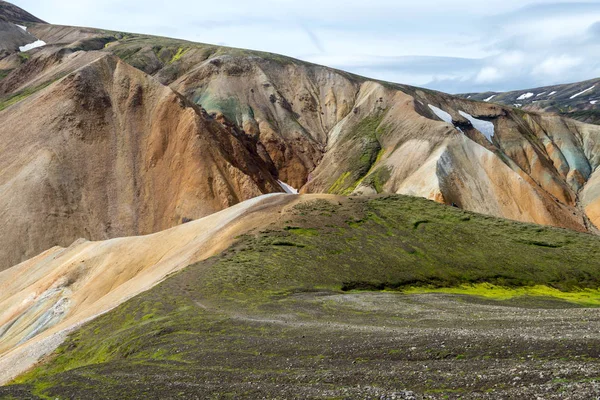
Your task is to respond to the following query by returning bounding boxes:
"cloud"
[475,67,503,84]
[533,55,583,77]
[588,21,600,37]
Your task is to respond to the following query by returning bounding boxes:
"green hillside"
[4,195,600,399]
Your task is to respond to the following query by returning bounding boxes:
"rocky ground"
[3,195,600,399]
[3,286,600,398]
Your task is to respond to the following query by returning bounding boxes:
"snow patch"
[591,100,598,105]
[278,180,298,194]
[536,92,546,97]
[428,104,453,124]
[15,24,27,31]
[483,95,496,102]
[548,91,557,96]
[570,85,596,99]
[19,40,46,52]
[459,110,495,142]
[514,103,522,108]
[517,92,534,100]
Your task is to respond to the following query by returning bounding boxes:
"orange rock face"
[0,53,281,271]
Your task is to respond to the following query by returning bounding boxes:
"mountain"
[0,2,599,272]
[461,78,600,125]
[2,194,600,397]
[0,1,45,24]
[0,51,283,271]
[2,3,600,398]
[0,17,37,58]
[19,23,600,234]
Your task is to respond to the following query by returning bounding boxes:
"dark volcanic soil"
[3,196,600,399]
[3,288,600,399]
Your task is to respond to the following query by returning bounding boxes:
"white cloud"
[533,55,583,77]
[475,67,503,83]
[495,51,525,67]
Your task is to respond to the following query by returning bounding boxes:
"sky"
[12,0,600,93]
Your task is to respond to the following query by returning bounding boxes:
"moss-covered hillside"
[4,195,600,398]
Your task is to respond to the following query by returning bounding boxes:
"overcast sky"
[13,0,600,93]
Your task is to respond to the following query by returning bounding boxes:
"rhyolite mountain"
[0,0,45,24]
[461,77,600,125]
[3,3,600,398]
[0,0,45,57]
[1,0,600,273]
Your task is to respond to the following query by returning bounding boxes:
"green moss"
[193,196,600,300]
[17,52,29,63]
[8,195,600,397]
[328,171,352,194]
[169,47,188,64]
[112,46,142,62]
[362,165,392,193]
[30,381,55,400]
[0,69,12,80]
[329,115,388,194]
[0,81,54,112]
[404,283,600,307]
[284,227,319,236]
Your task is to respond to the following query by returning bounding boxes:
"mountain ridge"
[0,5,599,237]
[0,0,45,24]
[0,48,283,270]
[461,77,600,125]
[0,4,599,270]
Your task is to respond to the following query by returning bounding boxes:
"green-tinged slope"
[5,195,600,399]
[200,196,600,296]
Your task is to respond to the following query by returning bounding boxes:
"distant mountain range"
[461,78,600,125]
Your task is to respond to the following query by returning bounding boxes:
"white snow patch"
[15,24,27,31]
[278,180,298,194]
[483,94,496,102]
[514,103,522,108]
[467,95,471,99]
[536,92,546,97]
[428,104,453,124]
[570,85,596,99]
[459,110,494,142]
[591,100,598,105]
[517,92,534,100]
[19,40,46,52]
[548,91,557,96]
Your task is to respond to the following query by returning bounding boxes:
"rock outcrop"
[0,51,281,270]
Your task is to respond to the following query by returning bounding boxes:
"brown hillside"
[0,52,281,270]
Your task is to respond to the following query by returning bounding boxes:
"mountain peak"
[0,1,46,24]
